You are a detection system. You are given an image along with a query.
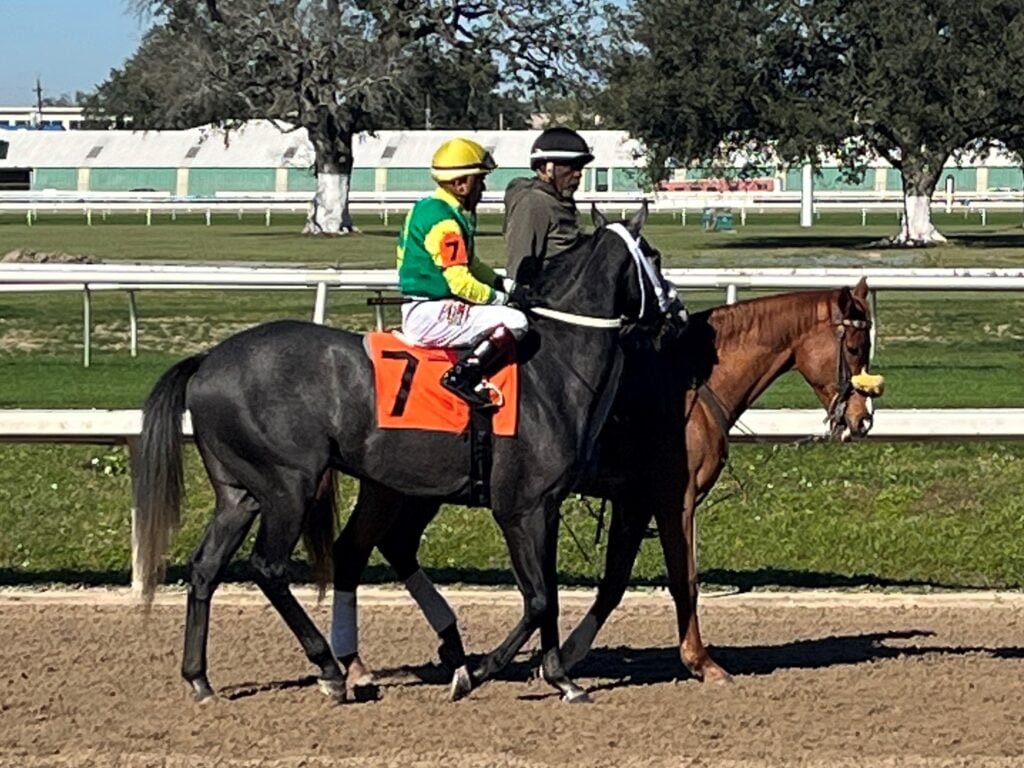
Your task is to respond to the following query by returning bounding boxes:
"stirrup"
[476,380,504,409]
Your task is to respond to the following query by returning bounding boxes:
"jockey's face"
[449,174,487,212]
[539,160,585,198]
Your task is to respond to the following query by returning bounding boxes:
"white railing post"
[128,290,139,357]
[83,286,92,368]
[313,282,328,324]
[374,291,385,330]
[726,284,738,304]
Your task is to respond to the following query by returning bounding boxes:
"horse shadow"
[360,627,1024,702]
[213,627,1024,702]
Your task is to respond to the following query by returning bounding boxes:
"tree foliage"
[84,0,604,231]
[603,0,1024,202]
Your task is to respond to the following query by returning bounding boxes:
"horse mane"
[701,289,833,350]
[674,289,836,387]
[521,232,595,299]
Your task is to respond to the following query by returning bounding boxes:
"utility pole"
[425,94,432,130]
[34,77,44,129]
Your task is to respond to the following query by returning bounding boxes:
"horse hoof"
[562,686,592,704]
[190,678,216,703]
[449,665,473,702]
[705,669,733,685]
[317,676,348,702]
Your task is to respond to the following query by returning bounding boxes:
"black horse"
[133,205,679,703]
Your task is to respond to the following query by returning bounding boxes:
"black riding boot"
[440,325,515,409]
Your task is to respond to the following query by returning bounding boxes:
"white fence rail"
[3,407,1024,589]
[2,189,1023,218]
[3,264,1024,366]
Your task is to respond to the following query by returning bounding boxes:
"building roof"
[0,121,644,169]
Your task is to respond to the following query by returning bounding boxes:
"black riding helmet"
[530,126,595,169]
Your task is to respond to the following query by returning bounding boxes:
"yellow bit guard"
[851,372,885,396]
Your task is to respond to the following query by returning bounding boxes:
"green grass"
[1,211,1023,588]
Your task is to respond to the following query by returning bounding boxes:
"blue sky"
[0,0,146,105]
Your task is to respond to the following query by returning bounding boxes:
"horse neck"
[528,230,621,318]
[703,291,833,423]
[525,317,622,421]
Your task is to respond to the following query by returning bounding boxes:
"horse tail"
[133,353,207,608]
[304,469,338,601]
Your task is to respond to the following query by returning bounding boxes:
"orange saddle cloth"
[366,332,518,437]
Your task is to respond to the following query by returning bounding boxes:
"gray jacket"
[503,177,584,283]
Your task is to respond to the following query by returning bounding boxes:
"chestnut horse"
[334,278,883,690]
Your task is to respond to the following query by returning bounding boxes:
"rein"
[826,314,870,435]
[529,306,622,328]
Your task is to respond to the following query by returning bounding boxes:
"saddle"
[365,331,519,437]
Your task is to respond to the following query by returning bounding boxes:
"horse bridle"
[825,309,871,437]
[528,223,676,332]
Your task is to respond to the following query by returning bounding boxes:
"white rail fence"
[3,407,1024,589]
[4,264,1024,366]
[2,189,1023,222]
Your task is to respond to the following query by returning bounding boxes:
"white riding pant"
[400,299,528,348]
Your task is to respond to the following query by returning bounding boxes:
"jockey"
[503,126,594,284]
[398,137,528,408]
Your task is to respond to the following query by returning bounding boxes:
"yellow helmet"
[430,138,497,182]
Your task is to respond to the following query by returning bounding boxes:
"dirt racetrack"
[2,586,1024,768]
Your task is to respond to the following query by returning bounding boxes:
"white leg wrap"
[405,569,457,634]
[330,590,357,658]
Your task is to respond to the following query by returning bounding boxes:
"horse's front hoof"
[317,676,348,702]
[348,680,380,703]
[562,685,592,704]
[449,665,473,701]
[189,677,216,703]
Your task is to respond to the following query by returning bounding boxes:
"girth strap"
[468,406,493,508]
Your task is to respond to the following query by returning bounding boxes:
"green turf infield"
[1,211,1022,588]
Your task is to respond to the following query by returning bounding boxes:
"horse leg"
[181,483,259,702]
[330,480,403,693]
[455,501,587,703]
[561,497,652,672]
[375,498,466,672]
[249,477,346,701]
[657,482,730,683]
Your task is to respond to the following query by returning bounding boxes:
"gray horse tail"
[133,354,207,608]
[305,469,338,602]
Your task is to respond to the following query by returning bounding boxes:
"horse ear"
[591,204,609,229]
[837,286,853,315]
[853,277,868,300]
[626,200,649,236]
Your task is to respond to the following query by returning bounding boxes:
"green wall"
[785,168,875,192]
[89,168,176,193]
[985,167,1023,191]
[286,167,375,192]
[187,168,276,197]
[612,168,644,190]
[31,167,77,190]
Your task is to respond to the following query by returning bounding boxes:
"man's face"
[543,161,585,198]
[452,174,487,212]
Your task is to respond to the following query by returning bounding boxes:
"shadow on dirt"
[194,627,1024,703]
[0,564,995,593]
[363,627,1024,701]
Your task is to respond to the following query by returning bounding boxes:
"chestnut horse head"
[792,277,883,440]
[683,277,884,443]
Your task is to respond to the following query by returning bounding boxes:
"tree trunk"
[303,172,354,235]
[302,125,355,236]
[894,149,948,245]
